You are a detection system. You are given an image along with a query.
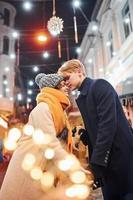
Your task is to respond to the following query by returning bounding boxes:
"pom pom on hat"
[35,73,64,89]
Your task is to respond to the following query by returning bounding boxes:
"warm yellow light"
[69,158,80,171]
[43,134,52,145]
[30,167,43,180]
[65,184,90,199]
[22,153,36,171]
[32,129,45,145]
[23,124,34,136]
[58,159,71,171]
[37,35,47,42]
[58,155,80,171]
[75,184,90,199]
[4,139,17,151]
[44,148,55,159]
[41,172,54,189]
[70,170,86,184]
[65,185,77,198]
[8,128,21,141]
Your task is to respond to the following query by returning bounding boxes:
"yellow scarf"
[36,87,72,153]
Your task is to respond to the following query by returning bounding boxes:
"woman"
[0,73,91,200]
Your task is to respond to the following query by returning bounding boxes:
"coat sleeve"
[90,80,117,167]
[28,102,69,162]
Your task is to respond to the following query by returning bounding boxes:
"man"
[58,59,133,200]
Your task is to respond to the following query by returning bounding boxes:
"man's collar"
[78,77,92,96]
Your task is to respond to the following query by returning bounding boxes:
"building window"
[3,36,9,55]
[4,8,10,26]
[0,12,4,20]
[122,1,132,39]
[2,75,7,97]
[106,31,114,59]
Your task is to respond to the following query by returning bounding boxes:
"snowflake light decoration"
[47,16,64,36]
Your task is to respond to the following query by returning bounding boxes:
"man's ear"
[77,68,82,73]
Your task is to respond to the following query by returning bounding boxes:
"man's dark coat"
[76,78,133,200]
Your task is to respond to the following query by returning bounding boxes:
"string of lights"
[0,0,95,106]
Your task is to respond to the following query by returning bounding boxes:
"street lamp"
[33,66,39,72]
[72,0,99,45]
[72,0,90,44]
[73,0,81,8]
[10,53,16,59]
[76,47,81,54]
[37,34,47,43]
[42,52,49,59]
[12,31,19,39]
[17,93,23,101]
[88,59,93,64]
[23,1,32,11]
[27,90,32,95]
[72,0,89,24]
[28,80,34,86]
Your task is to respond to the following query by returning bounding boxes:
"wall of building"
[0,1,16,115]
[79,0,133,90]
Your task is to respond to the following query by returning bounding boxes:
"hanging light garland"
[47,0,64,36]
[57,37,61,58]
[73,7,78,44]
[4,124,92,199]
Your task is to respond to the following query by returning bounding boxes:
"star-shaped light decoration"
[47,16,64,36]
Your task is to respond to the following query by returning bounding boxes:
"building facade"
[79,0,133,126]
[79,0,133,87]
[0,1,16,136]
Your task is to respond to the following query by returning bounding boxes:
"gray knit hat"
[35,73,64,89]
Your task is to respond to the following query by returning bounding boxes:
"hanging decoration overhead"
[57,38,61,58]
[73,7,78,44]
[73,15,78,43]
[47,0,64,36]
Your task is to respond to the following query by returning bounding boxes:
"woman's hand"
[80,167,94,188]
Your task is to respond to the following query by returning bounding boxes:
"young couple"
[1,59,133,200]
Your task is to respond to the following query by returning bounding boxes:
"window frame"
[4,8,10,26]
[3,36,9,55]
[2,75,7,98]
[121,1,132,39]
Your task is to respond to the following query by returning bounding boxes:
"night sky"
[5,0,97,103]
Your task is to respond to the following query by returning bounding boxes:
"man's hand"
[89,164,106,189]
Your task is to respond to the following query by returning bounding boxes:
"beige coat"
[0,103,69,200]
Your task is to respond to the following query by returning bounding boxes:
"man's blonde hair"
[58,59,86,75]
